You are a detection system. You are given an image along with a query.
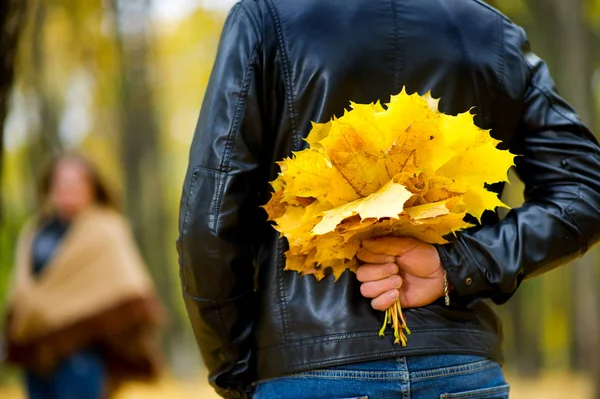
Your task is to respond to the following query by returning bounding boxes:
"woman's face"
[50,159,95,219]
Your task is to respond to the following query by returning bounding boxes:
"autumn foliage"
[265,89,515,282]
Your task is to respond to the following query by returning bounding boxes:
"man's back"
[265,0,519,141]
[178,1,600,397]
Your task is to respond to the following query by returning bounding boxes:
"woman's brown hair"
[38,152,121,212]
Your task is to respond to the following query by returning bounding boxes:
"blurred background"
[0,0,599,398]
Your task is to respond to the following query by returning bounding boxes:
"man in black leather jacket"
[177,1,600,397]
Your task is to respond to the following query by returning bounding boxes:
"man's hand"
[356,237,445,311]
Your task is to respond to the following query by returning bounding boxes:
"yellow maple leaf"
[312,180,414,235]
[318,121,389,196]
[272,204,312,236]
[263,189,286,220]
[305,120,333,150]
[423,91,441,112]
[278,149,360,207]
[462,185,508,222]
[439,111,501,153]
[404,200,451,221]
[437,141,515,192]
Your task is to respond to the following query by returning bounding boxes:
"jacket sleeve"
[438,22,600,305]
[176,3,264,398]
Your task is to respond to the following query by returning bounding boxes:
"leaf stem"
[379,299,410,346]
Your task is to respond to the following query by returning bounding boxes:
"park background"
[0,0,599,398]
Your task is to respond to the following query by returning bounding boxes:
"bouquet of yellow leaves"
[264,88,514,345]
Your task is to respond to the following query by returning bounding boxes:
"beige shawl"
[4,205,164,383]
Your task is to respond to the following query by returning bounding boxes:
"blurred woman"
[3,153,165,399]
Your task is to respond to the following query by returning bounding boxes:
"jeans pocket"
[440,384,510,399]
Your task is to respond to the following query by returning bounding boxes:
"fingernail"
[388,290,399,299]
[389,264,398,274]
[391,276,402,287]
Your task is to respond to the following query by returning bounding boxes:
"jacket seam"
[212,174,226,235]
[492,12,505,125]
[183,290,253,305]
[178,167,200,290]
[258,327,497,350]
[181,167,200,237]
[213,46,260,234]
[264,0,300,150]
[275,238,290,342]
[218,45,260,174]
[390,0,402,93]
[186,166,228,235]
[217,1,245,176]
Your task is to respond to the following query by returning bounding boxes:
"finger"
[362,237,420,257]
[360,275,402,299]
[356,247,396,264]
[356,263,398,283]
[371,289,400,311]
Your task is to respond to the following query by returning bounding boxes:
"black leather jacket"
[177,1,600,397]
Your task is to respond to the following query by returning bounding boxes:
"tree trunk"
[0,3,28,383]
[21,0,63,186]
[108,0,187,361]
[32,1,61,155]
[0,0,28,223]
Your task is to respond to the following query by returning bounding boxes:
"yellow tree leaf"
[421,175,456,203]
[379,91,454,176]
[319,121,389,196]
[383,133,419,179]
[404,200,451,220]
[423,91,441,111]
[462,185,509,222]
[263,189,286,220]
[439,111,500,153]
[345,101,391,153]
[436,141,515,191]
[312,180,414,235]
[305,120,333,150]
[273,205,311,235]
[278,149,360,207]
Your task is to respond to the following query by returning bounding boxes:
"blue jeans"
[254,355,509,399]
[25,348,105,399]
